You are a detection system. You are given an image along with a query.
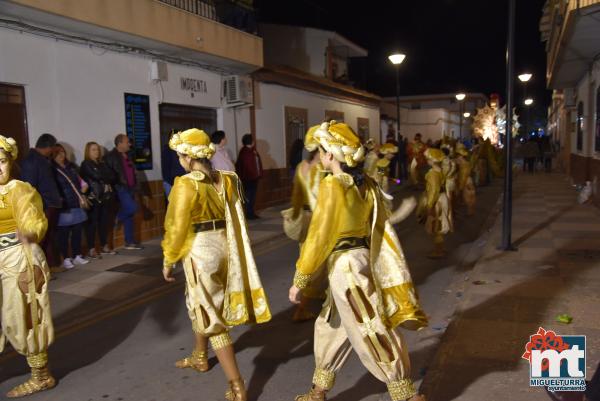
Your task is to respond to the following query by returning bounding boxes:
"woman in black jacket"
[80,142,116,258]
[54,144,89,268]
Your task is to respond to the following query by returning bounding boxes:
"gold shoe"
[175,350,209,372]
[6,367,56,398]
[224,378,246,401]
[295,387,327,401]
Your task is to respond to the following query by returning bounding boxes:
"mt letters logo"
[522,327,586,392]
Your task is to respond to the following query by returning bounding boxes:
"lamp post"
[456,93,466,139]
[518,73,532,137]
[388,53,406,140]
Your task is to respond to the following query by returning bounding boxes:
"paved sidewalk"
[421,172,600,401]
[46,205,288,334]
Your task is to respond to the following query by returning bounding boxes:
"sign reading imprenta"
[180,77,208,93]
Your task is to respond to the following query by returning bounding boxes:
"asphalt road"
[0,181,502,401]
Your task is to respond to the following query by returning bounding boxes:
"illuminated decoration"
[472,93,519,145]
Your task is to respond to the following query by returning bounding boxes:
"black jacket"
[161,144,185,186]
[104,148,136,191]
[19,149,62,209]
[54,162,83,210]
[80,159,116,203]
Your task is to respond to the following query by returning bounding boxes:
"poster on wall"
[124,93,153,170]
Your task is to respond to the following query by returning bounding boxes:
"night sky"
[256,0,550,125]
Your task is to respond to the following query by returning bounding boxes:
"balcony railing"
[157,0,257,35]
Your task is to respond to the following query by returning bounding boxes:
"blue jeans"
[116,188,138,244]
[242,179,258,217]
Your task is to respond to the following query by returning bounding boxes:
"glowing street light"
[388,53,406,65]
[518,73,532,82]
[388,52,406,143]
[455,93,466,101]
[455,93,466,138]
[463,112,471,118]
[524,98,534,106]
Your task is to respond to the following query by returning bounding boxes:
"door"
[284,106,308,168]
[357,117,369,141]
[159,103,217,149]
[325,110,344,123]
[0,83,29,161]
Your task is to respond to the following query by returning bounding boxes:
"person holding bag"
[80,142,116,258]
[53,144,89,269]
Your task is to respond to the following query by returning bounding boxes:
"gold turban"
[304,125,320,152]
[455,143,469,157]
[364,138,376,151]
[313,121,365,167]
[0,135,18,160]
[424,148,444,162]
[379,143,399,155]
[169,128,216,160]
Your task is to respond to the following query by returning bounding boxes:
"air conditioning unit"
[223,75,253,106]
[150,60,168,82]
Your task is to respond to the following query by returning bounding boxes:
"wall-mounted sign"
[124,93,153,170]
[181,77,208,93]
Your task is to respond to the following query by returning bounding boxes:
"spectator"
[19,133,62,270]
[541,136,555,173]
[210,130,235,172]
[53,144,89,269]
[104,134,143,250]
[522,139,539,173]
[236,133,262,219]
[80,142,117,258]
[161,131,186,198]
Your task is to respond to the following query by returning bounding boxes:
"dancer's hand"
[162,265,175,282]
[289,285,302,304]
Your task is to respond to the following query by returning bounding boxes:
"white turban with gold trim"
[169,128,216,160]
[313,121,365,167]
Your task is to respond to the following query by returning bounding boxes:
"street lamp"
[524,98,533,106]
[388,53,406,141]
[518,73,532,83]
[456,93,466,139]
[463,112,471,118]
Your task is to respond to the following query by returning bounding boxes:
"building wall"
[0,27,243,244]
[254,82,380,169]
[379,105,464,142]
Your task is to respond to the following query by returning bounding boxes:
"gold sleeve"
[294,177,342,288]
[11,181,47,243]
[162,176,196,266]
[290,167,305,219]
[425,172,440,210]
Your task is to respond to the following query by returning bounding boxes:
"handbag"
[56,167,92,210]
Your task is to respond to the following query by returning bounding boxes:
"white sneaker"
[62,258,75,269]
[73,255,89,265]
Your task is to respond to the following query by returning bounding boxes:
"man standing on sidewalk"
[105,134,143,250]
[20,133,63,270]
[236,133,263,219]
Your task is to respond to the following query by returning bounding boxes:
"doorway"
[0,83,29,161]
[158,103,217,149]
[284,106,308,168]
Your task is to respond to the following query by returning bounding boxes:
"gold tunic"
[418,168,453,235]
[162,171,271,329]
[0,180,53,356]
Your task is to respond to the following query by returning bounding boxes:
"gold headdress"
[313,121,365,167]
[365,138,377,151]
[304,125,320,152]
[379,143,399,155]
[455,143,469,157]
[424,148,444,163]
[0,135,18,160]
[169,128,216,160]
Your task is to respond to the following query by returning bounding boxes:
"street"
[0,182,502,401]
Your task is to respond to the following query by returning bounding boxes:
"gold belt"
[332,237,368,253]
[0,232,20,251]
[193,220,226,232]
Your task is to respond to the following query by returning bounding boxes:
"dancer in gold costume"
[363,138,379,180]
[0,135,55,398]
[440,143,458,210]
[375,143,399,194]
[289,121,427,401]
[455,144,476,216]
[284,125,326,321]
[407,133,427,187]
[162,129,271,401]
[417,148,453,259]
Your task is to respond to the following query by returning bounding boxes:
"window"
[577,101,584,151]
[595,86,600,152]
